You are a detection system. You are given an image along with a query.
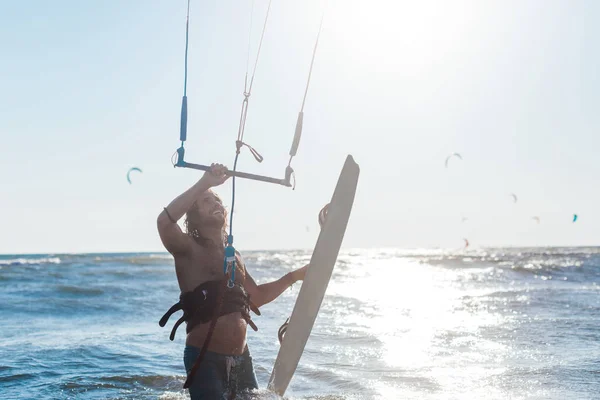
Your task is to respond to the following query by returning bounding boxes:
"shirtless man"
[157,163,309,399]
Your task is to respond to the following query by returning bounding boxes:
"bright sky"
[1,0,598,254]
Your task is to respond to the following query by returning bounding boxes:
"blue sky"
[1,0,598,253]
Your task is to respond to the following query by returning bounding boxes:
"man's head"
[184,189,228,246]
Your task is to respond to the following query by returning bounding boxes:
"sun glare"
[327,0,478,75]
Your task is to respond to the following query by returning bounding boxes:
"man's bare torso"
[174,242,248,355]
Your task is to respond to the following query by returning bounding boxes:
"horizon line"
[2,244,600,257]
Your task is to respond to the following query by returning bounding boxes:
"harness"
[159,277,261,388]
[160,279,259,340]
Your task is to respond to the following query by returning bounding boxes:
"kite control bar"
[171,0,316,190]
[174,147,293,187]
[177,161,293,187]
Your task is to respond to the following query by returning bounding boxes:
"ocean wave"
[0,373,36,383]
[0,253,174,267]
[0,257,61,266]
[410,248,600,276]
[60,374,184,394]
[100,374,182,386]
[56,285,104,296]
[90,253,173,266]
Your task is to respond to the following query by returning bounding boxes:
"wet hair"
[184,191,228,247]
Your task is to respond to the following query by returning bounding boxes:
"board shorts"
[183,345,259,399]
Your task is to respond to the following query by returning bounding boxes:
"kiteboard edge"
[267,154,360,396]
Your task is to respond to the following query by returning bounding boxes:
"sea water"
[1,248,599,399]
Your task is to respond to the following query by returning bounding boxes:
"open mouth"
[212,210,224,216]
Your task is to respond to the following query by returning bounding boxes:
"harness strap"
[159,303,183,327]
[249,300,261,316]
[170,314,187,341]
[242,311,258,332]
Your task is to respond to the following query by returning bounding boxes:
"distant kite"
[127,167,142,184]
[445,153,462,168]
[573,214,578,223]
[463,238,469,248]
[461,216,468,223]
[510,193,518,203]
[532,216,540,224]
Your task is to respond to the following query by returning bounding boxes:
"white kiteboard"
[268,155,360,396]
